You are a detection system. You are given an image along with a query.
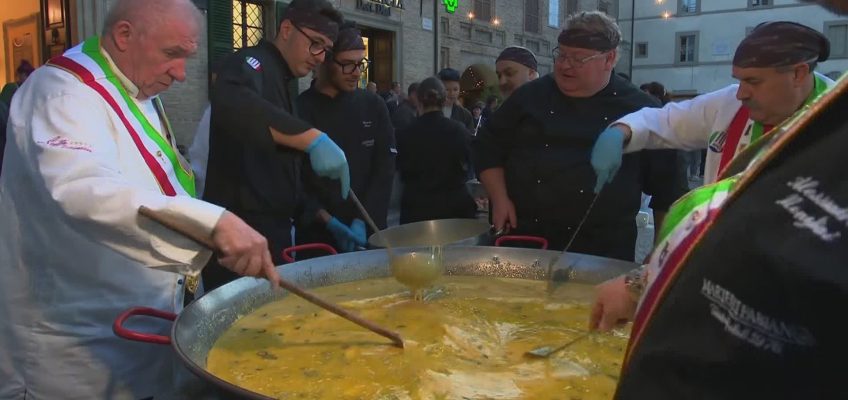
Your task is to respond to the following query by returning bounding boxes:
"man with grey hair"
[473,11,685,260]
[0,0,281,398]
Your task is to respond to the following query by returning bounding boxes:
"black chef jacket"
[294,88,396,253]
[202,39,312,290]
[397,110,477,224]
[616,80,848,400]
[449,103,475,133]
[473,73,686,260]
[391,100,417,132]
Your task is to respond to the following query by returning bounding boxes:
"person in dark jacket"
[391,82,419,132]
[202,0,349,291]
[295,23,396,255]
[396,77,476,223]
[473,11,685,260]
[437,68,475,133]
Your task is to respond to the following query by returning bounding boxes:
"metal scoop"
[524,332,591,358]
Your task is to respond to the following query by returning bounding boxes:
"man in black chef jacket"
[588,1,848,397]
[295,23,396,255]
[202,0,349,290]
[438,68,475,133]
[473,11,685,260]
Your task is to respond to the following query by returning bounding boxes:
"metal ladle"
[349,190,444,297]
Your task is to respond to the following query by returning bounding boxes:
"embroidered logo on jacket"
[708,130,727,153]
[361,139,375,147]
[702,278,816,355]
[38,136,93,152]
[246,56,262,71]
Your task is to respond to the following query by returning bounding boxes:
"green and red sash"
[622,71,844,370]
[46,36,196,197]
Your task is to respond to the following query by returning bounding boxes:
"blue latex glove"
[306,133,351,199]
[349,219,367,248]
[590,126,626,193]
[326,217,357,252]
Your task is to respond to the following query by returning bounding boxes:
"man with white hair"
[0,0,281,398]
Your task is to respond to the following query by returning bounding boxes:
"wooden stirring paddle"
[138,206,404,348]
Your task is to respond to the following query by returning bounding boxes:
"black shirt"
[204,39,312,217]
[295,88,396,232]
[391,100,417,132]
[396,110,476,223]
[202,39,311,288]
[473,73,686,260]
[617,80,848,399]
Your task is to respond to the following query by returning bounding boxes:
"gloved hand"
[306,132,351,199]
[590,126,626,194]
[326,217,358,252]
[350,219,367,248]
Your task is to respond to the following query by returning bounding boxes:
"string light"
[661,11,671,19]
[492,17,501,25]
[468,11,474,19]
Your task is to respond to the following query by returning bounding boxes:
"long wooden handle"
[137,206,405,348]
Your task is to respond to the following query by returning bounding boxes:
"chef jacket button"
[579,189,584,194]
[567,226,572,230]
[545,143,549,148]
[549,110,554,114]
[177,279,184,285]
[603,117,609,121]
[613,92,617,96]
[537,179,542,184]
[534,218,540,223]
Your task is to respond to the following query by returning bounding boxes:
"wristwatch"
[623,266,647,300]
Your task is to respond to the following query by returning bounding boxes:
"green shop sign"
[443,0,457,14]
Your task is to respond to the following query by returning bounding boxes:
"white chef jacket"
[0,42,225,399]
[617,73,834,184]
[188,105,211,198]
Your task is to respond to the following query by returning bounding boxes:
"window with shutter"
[474,0,492,22]
[826,21,848,57]
[565,0,578,15]
[208,0,235,71]
[524,0,539,33]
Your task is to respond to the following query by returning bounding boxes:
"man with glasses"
[473,11,685,260]
[295,23,396,256]
[591,21,834,189]
[203,0,348,290]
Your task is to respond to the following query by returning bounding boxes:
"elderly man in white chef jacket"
[590,21,834,190]
[0,0,282,398]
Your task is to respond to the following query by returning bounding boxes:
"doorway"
[359,26,394,94]
[0,0,73,86]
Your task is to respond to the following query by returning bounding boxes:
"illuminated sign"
[443,0,458,13]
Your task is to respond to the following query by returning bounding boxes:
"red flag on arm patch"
[246,56,262,71]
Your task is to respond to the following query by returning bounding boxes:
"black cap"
[332,21,365,53]
[281,0,343,42]
[437,68,461,82]
[733,21,830,68]
[496,46,538,71]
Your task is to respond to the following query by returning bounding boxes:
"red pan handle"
[281,243,338,263]
[113,307,176,345]
[494,235,549,250]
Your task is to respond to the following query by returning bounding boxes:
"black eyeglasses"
[552,48,608,67]
[293,24,332,56]
[333,58,370,74]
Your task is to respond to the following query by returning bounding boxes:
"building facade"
[617,0,848,97]
[6,0,618,146]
